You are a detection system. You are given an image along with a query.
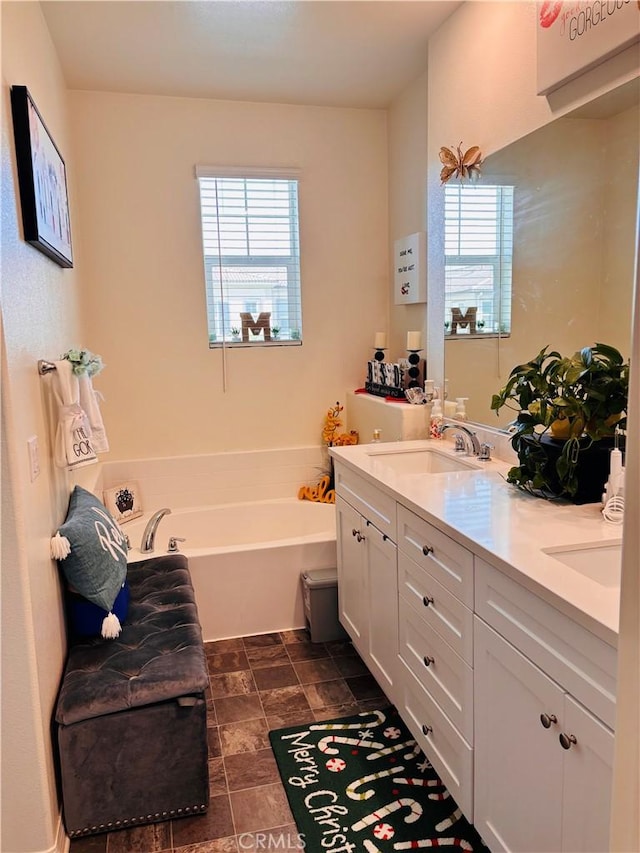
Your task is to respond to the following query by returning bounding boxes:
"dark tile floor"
[69,629,388,853]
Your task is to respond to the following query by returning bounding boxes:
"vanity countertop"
[329,439,620,646]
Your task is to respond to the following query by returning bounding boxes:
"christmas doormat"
[269,706,487,851]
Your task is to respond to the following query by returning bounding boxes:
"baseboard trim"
[54,813,69,853]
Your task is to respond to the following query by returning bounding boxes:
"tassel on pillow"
[101,611,122,639]
[50,532,72,560]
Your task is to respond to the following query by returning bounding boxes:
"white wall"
[388,70,429,360]
[0,3,89,851]
[70,91,389,458]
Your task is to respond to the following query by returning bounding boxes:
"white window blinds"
[197,170,302,345]
[444,183,514,336]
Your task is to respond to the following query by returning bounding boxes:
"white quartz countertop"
[329,439,621,646]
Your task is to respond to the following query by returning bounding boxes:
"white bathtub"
[125,498,337,641]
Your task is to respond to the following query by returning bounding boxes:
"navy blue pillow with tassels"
[51,486,129,639]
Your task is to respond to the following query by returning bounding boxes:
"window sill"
[445,332,511,341]
[208,339,302,349]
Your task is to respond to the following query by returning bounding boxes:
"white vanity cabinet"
[334,465,399,701]
[331,448,618,853]
[474,559,616,853]
[395,505,475,819]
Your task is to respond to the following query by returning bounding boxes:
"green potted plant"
[230,327,241,342]
[491,343,628,502]
[271,326,280,340]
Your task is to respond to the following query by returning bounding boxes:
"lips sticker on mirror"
[539,1,562,28]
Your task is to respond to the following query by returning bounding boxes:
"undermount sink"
[365,448,480,475]
[542,540,622,588]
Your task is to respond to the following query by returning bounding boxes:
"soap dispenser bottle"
[455,398,469,421]
[430,399,443,439]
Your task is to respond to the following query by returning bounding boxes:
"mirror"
[440,79,639,430]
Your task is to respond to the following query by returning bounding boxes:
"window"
[444,183,514,336]
[197,170,302,345]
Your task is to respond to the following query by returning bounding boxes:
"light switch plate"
[27,435,40,481]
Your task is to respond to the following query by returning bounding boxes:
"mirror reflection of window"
[444,184,514,336]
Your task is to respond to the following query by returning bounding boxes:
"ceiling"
[40,0,462,109]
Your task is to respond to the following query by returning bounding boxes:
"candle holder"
[405,349,425,388]
[373,347,386,362]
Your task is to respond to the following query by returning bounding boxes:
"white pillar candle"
[407,331,422,350]
[374,332,387,349]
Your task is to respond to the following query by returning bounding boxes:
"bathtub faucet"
[140,508,172,554]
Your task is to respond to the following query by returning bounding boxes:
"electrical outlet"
[27,435,40,482]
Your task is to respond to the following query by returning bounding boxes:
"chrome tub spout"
[140,508,172,554]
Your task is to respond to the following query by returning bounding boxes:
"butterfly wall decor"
[439,142,483,184]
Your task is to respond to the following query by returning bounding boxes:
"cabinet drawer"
[475,558,617,729]
[334,464,396,540]
[399,659,473,822]
[399,598,473,742]
[399,550,473,665]
[397,505,473,607]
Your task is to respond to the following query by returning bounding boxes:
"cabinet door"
[335,496,366,649]
[474,618,564,853]
[364,521,398,699]
[560,695,614,853]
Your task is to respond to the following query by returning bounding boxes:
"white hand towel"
[52,360,98,469]
[78,373,109,453]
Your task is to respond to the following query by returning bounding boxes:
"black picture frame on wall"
[10,85,73,267]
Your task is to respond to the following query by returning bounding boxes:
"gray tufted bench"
[55,554,210,837]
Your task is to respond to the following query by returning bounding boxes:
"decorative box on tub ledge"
[346,390,431,442]
[54,554,210,837]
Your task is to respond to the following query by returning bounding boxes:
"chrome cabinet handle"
[422,545,434,556]
[540,713,558,729]
[559,733,577,750]
[423,594,434,607]
[352,528,358,537]
[422,724,433,736]
[423,655,435,667]
[356,532,366,542]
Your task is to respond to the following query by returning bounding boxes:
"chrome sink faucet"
[437,423,481,456]
[140,508,172,553]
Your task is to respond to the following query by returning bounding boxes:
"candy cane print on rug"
[347,766,406,801]
[350,796,423,831]
[269,706,488,852]
[392,775,452,801]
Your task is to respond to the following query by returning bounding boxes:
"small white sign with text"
[394,231,426,305]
